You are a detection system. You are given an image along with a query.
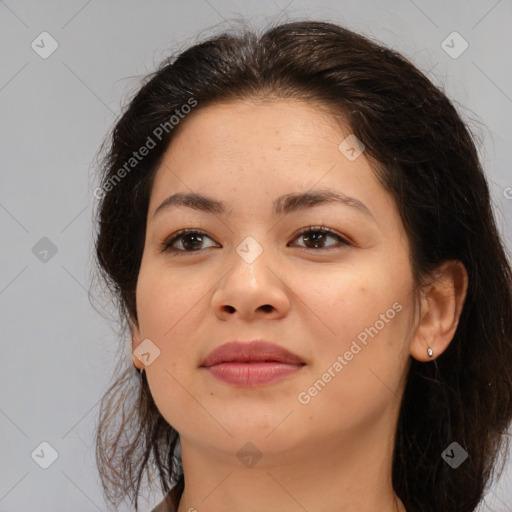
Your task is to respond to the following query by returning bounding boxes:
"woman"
[93,20,512,512]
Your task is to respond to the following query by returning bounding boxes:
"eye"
[161,226,351,255]
[161,229,219,253]
[290,226,351,251]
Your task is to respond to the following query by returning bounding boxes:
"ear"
[410,260,468,361]
[131,319,145,371]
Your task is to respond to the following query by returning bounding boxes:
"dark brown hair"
[93,20,512,512]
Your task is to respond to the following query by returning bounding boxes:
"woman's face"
[132,99,417,463]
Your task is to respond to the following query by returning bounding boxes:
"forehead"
[146,99,397,227]
[166,98,347,152]
[152,99,355,185]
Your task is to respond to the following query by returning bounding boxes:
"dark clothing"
[150,478,184,512]
[151,494,174,512]
[150,496,171,512]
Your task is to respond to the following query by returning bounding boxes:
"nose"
[211,242,291,321]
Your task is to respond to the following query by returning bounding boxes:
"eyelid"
[291,225,351,244]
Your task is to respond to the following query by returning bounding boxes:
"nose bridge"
[227,233,275,290]
[211,232,290,318]
[235,234,266,269]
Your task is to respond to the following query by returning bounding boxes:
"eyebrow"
[153,188,375,222]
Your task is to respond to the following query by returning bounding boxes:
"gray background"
[1,0,511,510]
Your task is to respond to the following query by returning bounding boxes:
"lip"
[200,340,305,387]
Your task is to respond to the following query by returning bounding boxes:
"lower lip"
[204,362,304,386]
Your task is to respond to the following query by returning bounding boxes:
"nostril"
[260,304,273,312]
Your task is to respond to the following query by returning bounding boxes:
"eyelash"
[160,226,352,255]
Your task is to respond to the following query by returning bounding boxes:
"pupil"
[184,233,202,250]
[305,231,325,248]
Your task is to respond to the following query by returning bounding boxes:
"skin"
[131,99,468,512]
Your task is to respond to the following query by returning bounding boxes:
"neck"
[175,417,406,512]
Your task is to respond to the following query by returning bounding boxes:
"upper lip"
[201,340,305,367]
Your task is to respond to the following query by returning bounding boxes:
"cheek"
[135,264,202,388]
[302,266,412,392]
[302,267,400,345]
[136,263,201,340]
[136,266,207,430]
[297,303,412,436]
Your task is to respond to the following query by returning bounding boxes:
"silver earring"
[427,347,433,358]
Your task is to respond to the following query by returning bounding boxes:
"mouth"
[200,340,306,387]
